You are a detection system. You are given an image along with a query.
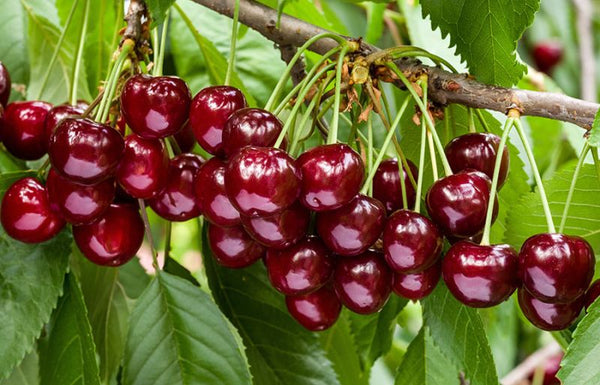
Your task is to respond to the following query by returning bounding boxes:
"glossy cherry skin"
[518,288,583,331]
[120,74,191,139]
[222,108,284,158]
[207,223,265,268]
[426,169,497,238]
[2,101,52,160]
[225,146,300,217]
[73,204,144,266]
[173,122,196,153]
[317,194,385,257]
[519,233,594,304]
[373,158,417,213]
[194,157,240,227]
[0,62,11,107]
[190,86,247,156]
[533,41,563,74]
[286,285,342,331]
[333,250,392,314]
[116,134,169,199]
[445,133,509,189]
[241,201,309,249]
[46,169,115,225]
[383,209,443,273]
[442,241,519,307]
[392,263,441,301]
[585,279,600,309]
[265,236,333,295]
[297,144,365,212]
[44,104,85,149]
[1,177,65,243]
[49,118,124,184]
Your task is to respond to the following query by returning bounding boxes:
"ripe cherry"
[518,288,583,331]
[194,157,241,227]
[120,74,191,139]
[532,41,563,74]
[392,263,441,301]
[285,285,341,331]
[241,201,309,249]
[0,62,11,107]
[519,233,594,304]
[373,158,417,213]
[73,203,144,266]
[190,86,247,156]
[442,241,519,307]
[44,104,86,148]
[585,279,600,309]
[3,101,52,160]
[222,108,285,158]
[207,223,265,268]
[173,122,196,153]
[1,177,65,243]
[297,143,365,212]
[316,194,385,257]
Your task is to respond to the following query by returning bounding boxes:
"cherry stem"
[37,158,51,179]
[475,109,491,133]
[591,147,600,183]
[138,199,159,271]
[164,220,172,260]
[559,142,590,233]
[96,41,134,123]
[289,96,318,156]
[366,46,458,73]
[480,117,514,246]
[154,9,170,77]
[70,0,90,106]
[468,107,476,133]
[414,117,427,213]
[224,0,240,86]
[367,116,374,194]
[427,129,439,181]
[513,118,556,233]
[327,44,350,145]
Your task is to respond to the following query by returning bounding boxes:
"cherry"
[519,233,594,304]
[120,74,191,139]
[225,146,300,217]
[189,86,247,156]
[445,133,509,189]
[173,122,196,153]
[207,223,265,268]
[2,101,52,160]
[49,118,124,184]
[532,41,563,74]
[44,104,86,149]
[584,279,600,309]
[0,62,11,107]
[518,288,583,331]
[194,157,241,227]
[241,201,309,249]
[297,143,365,212]
[1,177,65,243]
[383,209,443,273]
[373,158,417,213]
[265,236,333,295]
[333,250,392,314]
[73,203,144,266]
[116,134,169,199]
[222,108,285,158]
[426,169,497,238]
[285,285,341,331]
[316,194,385,257]
[442,241,519,307]
[392,263,441,301]
[46,169,115,225]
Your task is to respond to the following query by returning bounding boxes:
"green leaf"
[587,108,600,147]
[118,258,151,300]
[0,229,71,380]
[122,271,252,385]
[147,0,175,27]
[164,256,200,286]
[364,3,386,44]
[421,0,540,86]
[0,351,38,385]
[480,299,518,377]
[256,0,347,33]
[38,273,101,385]
[0,171,37,195]
[0,0,29,90]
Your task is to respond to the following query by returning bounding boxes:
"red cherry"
[173,121,196,153]
[207,223,265,268]
[225,146,300,217]
[265,236,333,295]
[518,288,583,331]
[532,41,563,74]
[3,101,52,160]
[392,263,441,301]
[120,74,191,139]
[194,157,241,227]
[316,194,385,257]
[222,108,284,158]
[297,144,365,212]
[0,62,11,107]
[1,177,65,243]
[373,158,417,213]
[73,203,144,266]
[241,201,309,249]
[585,279,600,309]
[44,104,85,149]
[189,86,247,156]
[285,285,341,331]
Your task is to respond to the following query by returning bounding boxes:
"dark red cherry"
[207,223,265,268]
[1,177,65,243]
[0,62,11,107]
[518,288,583,331]
[532,41,563,74]
[49,118,124,184]
[73,203,144,266]
[173,122,196,153]
[44,104,85,148]
[392,263,441,301]
[442,241,519,307]
[425,169,497,238]
[317,194,385,257]
[373,158,417,213]
[265,236,333,295]
[241,201,309,249]
[445,133,509,189]
[297,144,365,212]
[285,285,341,331]
[116,134,169,199]
[519,233,594,304]
[333,250,392,314]
[190,86,247,156]
[585,279,600,309]
[225,146,300,217]
[120,74,191,139]
[383,209,443,273]
[3,101,52,160]
[194,157,240,227]
[46,169,115,225]
[222,108,284,158]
